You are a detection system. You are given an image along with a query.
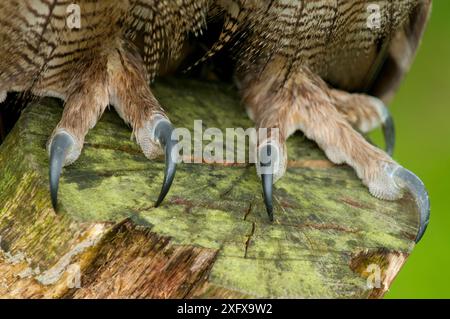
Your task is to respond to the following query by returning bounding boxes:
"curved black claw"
[391,165,430,243]
[259,144,275,222]
[382,110,395,156]
[262,173,274,221]
[49,133,74,211]
[154,120,178,207]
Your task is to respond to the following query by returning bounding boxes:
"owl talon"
[387,164,430,243]
[382,110,395,156]
[154,120,178,207]
[261,173,274,221]
[49,132,75,211]
[259,144,277,221]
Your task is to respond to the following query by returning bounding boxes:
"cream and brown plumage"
[0,0,431,242]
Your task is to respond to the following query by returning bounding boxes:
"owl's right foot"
[47,49,178,211]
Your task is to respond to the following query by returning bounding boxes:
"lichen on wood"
[0,78,419,298]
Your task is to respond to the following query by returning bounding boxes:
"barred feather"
[0,0,424,96]
[124,0,210,81]
[214,0,420,90]
[0,0,210,92]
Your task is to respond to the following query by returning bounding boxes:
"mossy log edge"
[0,78,419,298]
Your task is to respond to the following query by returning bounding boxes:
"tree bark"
[0,78,419,298]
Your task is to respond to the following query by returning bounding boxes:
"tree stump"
[0,78,419,299]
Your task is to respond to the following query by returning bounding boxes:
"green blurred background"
[371,0,450,298]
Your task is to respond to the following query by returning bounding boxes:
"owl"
[0,0,431,242]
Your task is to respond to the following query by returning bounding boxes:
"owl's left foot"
[242,66,429,243]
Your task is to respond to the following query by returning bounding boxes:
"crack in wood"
[243,202,253,221]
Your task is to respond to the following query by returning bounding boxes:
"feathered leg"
[240,58,429,242]
[108,49,178,207]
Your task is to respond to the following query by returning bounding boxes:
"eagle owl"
[0,0,431,242]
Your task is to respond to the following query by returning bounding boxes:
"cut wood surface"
[0,78,419,298]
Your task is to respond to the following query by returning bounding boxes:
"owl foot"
[242,64,428,242]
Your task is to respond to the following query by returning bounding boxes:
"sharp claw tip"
[154,181,170,206]
[415,202,430,244]
[51,197,58,211]
[264,197,274,221]
[50,183,60,213]
[154,195,165,208]
[268,210,274,222]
